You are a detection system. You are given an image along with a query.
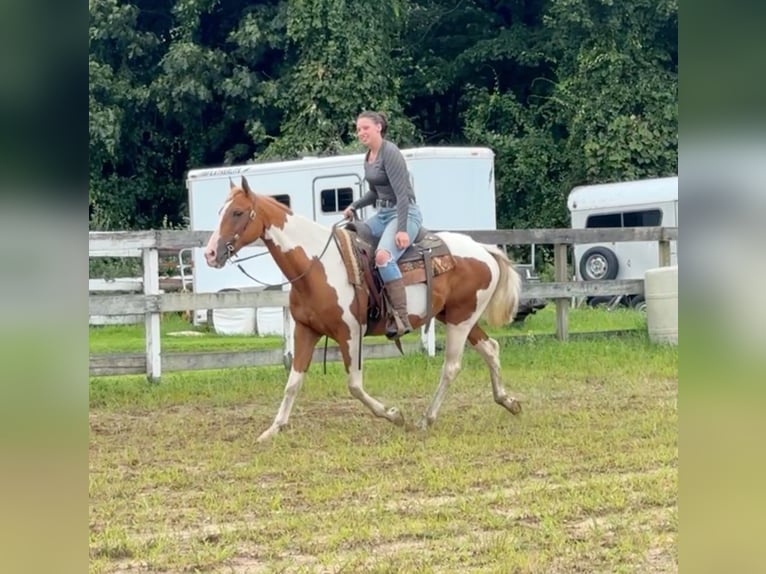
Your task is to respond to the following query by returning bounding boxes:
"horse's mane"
[228,187,293,215]
[255,192,292,215]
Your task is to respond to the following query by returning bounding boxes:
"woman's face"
[356,117,381,148]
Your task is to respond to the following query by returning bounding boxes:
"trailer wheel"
[630,295,647,312]
[579,247,619,281]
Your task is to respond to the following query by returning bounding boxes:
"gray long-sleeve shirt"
[351,140,416,233]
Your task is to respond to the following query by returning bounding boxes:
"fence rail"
[89,227,678,254]
[89,227,677,381]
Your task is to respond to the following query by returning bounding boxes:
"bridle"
[221,208,340,289]
[221,205,256,259]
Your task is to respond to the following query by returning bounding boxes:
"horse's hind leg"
[468,325,522,415]
[418,321,472,430]
[256,322,320,443]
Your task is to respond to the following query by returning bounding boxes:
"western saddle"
[333,221,455,336]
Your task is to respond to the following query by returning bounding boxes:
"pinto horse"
[205,177,523,442]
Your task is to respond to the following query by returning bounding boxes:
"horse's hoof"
[256,426,279,443]
[387,407,405,426]
[508,399,522,415]
[416,417,430,431]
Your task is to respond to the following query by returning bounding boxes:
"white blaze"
[204,199,232,265]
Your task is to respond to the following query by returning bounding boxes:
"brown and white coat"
[205,177,523,441]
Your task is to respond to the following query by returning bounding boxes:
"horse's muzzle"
[205,241,230,268]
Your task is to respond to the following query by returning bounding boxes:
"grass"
[89,305,646,355]
[90,313,677,573]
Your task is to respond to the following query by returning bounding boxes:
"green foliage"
[263,0,413,158]
[462,85,572,231]
[543,0,678,183]
[88,0,677,230]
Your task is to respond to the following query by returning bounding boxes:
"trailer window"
[623,209,662,227]
[320,187,354,213]
[586,213,621,228]
[271,194,291,208]
[586,209,663,228]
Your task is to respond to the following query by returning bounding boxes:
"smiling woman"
[343,111,424,338]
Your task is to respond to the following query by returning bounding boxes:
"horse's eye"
[232,210,244,217]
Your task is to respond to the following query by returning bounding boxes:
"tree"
[88,0,678,231]
[543,0,678,182]
[262,0,414,159]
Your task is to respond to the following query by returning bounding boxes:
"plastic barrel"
[210,288,257,336]
[644,265,678,345]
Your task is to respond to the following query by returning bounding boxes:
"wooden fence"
[89,227,677,381]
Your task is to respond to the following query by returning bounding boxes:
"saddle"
[333,222,455,335]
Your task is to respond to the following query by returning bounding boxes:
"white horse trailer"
[568,176,678,308]
[187,147,497,335]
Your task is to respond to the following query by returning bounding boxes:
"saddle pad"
[401,254,456,286]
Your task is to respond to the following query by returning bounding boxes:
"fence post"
[143,246,162,383]
[658,239,671,267]
[554,243,570,341]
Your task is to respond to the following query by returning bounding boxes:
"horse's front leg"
[341,328,404,427]
[257,321,320,443]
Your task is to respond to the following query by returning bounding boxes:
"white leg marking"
[257,368,306,442]
[257,321,319,442]
[419,321,472,429]
[343,329,405,425]
[472,337,522,415]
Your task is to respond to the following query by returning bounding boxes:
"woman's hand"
[342,206,356,220]
[395,231,410,250]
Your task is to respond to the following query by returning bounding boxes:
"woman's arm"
[381,144,413,233]
[350,184,377,210]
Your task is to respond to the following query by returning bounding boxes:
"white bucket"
[211,288,257,336]
[645,265,678,345]
[256,307,285,336]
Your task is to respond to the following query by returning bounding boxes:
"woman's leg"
[375,206,423,338]
[375,206,423,279]
[364,211,387,240]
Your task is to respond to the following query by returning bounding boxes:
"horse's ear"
[241,176,252,194]
[229,177,236,189]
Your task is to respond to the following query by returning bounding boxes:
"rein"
[229,221,341,288]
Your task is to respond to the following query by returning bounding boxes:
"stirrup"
[386,326,411,340]
[385,314,411,340]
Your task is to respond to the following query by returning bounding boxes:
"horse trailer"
[567,176,678,309]
[187,147,498,334]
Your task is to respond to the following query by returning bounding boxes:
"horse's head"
[204,176,268,268]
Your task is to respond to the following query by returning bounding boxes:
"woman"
[343,111,423,339]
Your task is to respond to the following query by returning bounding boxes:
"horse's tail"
[481,245,522,327]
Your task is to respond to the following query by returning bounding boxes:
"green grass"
[89,305,646,354]
[90,325,677,573]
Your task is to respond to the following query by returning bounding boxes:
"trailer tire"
[630,295,647,312]
[579,247,619,281]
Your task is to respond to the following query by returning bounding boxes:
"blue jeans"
[366,205,423,283]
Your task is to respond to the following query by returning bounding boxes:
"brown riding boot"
[385,278,413,339]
